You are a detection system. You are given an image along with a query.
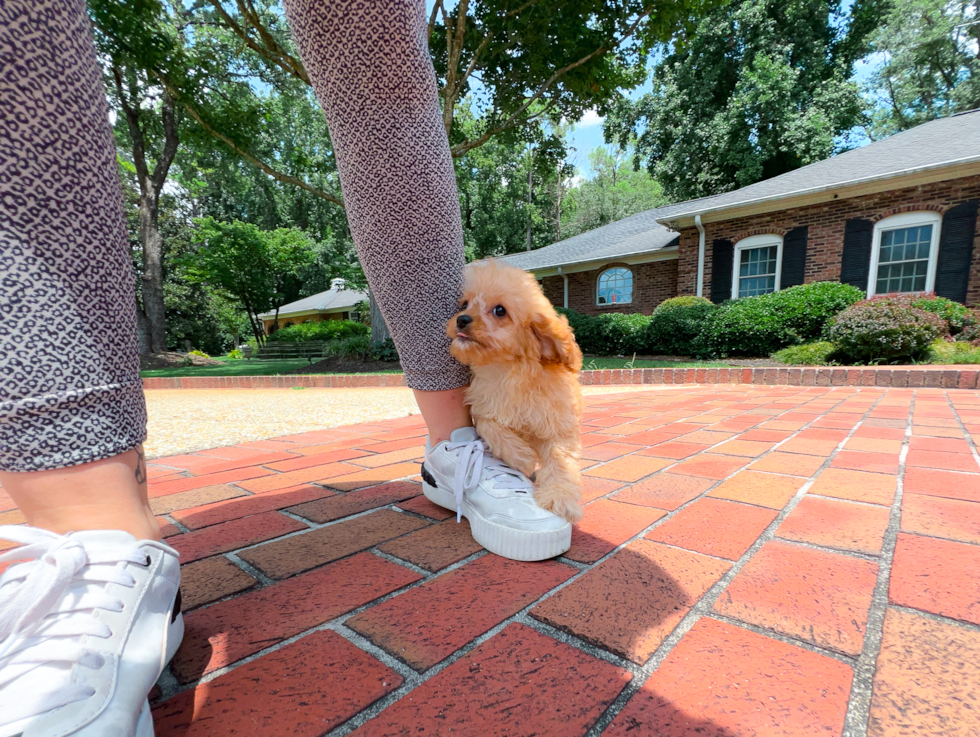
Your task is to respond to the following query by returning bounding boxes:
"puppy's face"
[447,260,581,370]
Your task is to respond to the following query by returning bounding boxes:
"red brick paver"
[26,384,975,735]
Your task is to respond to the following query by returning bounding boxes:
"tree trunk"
[369,291,391,343]
[135,304,151,354]
[138,190,168,352]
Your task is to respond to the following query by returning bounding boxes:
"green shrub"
[929,340,980,364]
[329,334,371,359]
[556,308,650,355]
[827,295,946,364]
[267,320,369,343]
[370,338,399,362]
[910,294,973,335]
[956,311,980,343]
[227,348,243,359]
[772,341,838,366]
[644,296,716,355]
[187,349,210,359]
[693,281,864,358]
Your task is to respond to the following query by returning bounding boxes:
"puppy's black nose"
[456,314,473,329]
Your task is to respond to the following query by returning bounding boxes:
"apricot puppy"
[447,259,584,523]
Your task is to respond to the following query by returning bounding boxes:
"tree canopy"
[604,0,877,200]
[864,0,980,138]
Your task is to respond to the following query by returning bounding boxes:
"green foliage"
[560,148,667,240]
[227,348,243,359]
[370,339,400,362]
[187,349,211,359]
[772,341,839,365]
[910,294,974,335]
[184,217,316,343]
[644,296,716,355]
[694,282,864,358]
[604,0,870,201]
[266,320,369,343]
[329,335,371,360]
[864,0,980,138]
[929,340,980,364]
[827,296,947,363]
[557,309,651,355]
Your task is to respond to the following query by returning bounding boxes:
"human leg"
[0,1,181,733]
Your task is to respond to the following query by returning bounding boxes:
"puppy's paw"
[537,492,583,524]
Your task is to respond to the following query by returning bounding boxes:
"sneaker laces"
[0,526,152,726]
[445,439,532,523]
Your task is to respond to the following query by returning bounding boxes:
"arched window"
[597,267,633,305]
[869,211,941,296]
[732,234,783,299]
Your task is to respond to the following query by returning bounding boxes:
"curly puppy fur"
[447,259,584,523]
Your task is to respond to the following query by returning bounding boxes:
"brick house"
[507,110,980,311]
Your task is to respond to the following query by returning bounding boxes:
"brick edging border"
[142,366,980,390]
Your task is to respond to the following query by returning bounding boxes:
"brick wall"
[540,258,678,315]
[675,175,980,304]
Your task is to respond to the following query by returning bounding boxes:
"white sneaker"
[421,427,571,561]
[0,526,183,737]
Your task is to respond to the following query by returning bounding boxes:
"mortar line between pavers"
[583,387,890,737]
[770,536,884,563]
[706,612,857,664]
[157,548,492,703]
[369,547,439,578]
[840,390,914,737]
[889,603,980,633]
[161,514,190,535]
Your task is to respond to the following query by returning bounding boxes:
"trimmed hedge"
[772,341,839,366]
[557,308,650,356]
[693,282,864,358]
[827,295,946,363]
[266,320,369,343]
[644,296,716,355]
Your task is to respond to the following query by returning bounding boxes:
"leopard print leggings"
[0,0,469,472]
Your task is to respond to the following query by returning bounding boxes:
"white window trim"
[732,234,783,300]
[596,266,634,306]
[867,211,942,298]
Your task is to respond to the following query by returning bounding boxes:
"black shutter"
[710,239,734,303]
[840,218,874,291]
[935,199,979,304]
[780,226,808,289]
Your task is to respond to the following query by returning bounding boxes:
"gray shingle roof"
[655,109,980,222]
[258,286,367,318]
[501,208,680,272]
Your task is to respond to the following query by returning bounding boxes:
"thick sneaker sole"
[422,478,571,562]
[136,700,153,737]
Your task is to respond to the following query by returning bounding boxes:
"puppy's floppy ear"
[531,312,582,370]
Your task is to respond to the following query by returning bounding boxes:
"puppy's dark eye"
[493,305,506,318]
[460,300,468,310]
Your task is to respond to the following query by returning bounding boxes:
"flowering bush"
[906,294,973,335]
[827,295,946,363]
[644,296,716,355]
[693,281,864,358]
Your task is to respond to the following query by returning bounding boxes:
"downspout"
[557,266,569,309]
[695,214,706,298]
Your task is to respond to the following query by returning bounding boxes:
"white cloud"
[576,108,603,127]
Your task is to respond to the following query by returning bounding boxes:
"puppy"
[447,259,584,523]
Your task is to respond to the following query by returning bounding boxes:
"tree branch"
[205,0,309,84]
[113,65,150,184]
[151,92,180,192]
[449,7,654,157]
[168,84,344,208]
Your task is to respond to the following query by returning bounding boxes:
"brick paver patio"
[12,385,977,735]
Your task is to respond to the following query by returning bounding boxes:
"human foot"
[0,527,182,737]
[421,428,571,561]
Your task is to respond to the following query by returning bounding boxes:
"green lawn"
[141,356,724,378]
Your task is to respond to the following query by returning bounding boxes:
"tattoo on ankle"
[135,447,147,485]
